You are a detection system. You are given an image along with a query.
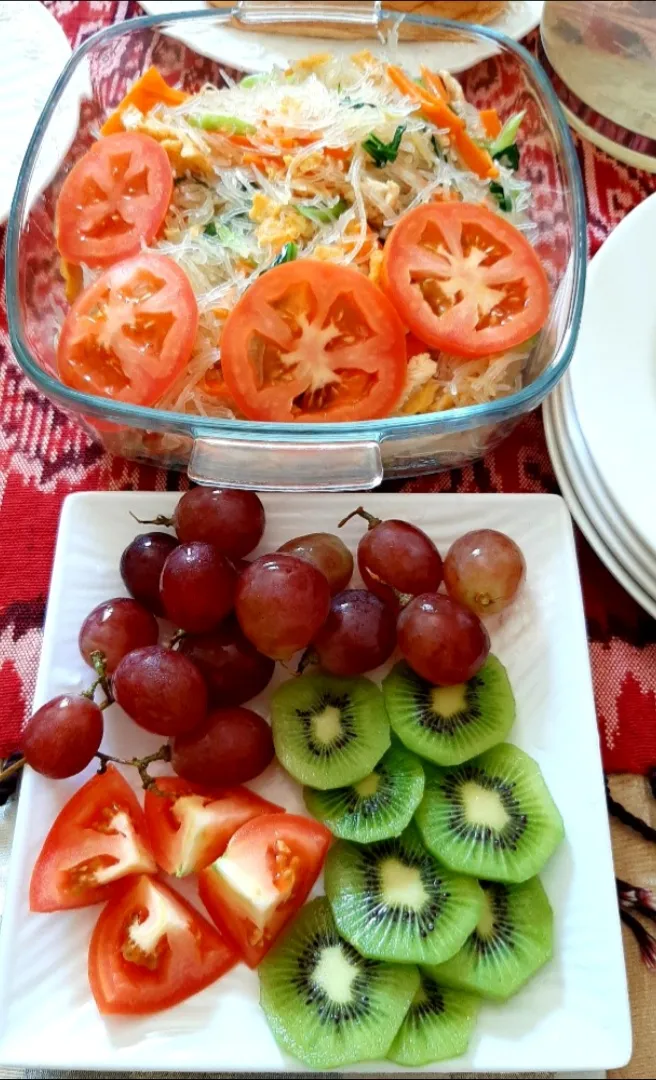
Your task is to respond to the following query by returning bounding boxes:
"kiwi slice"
[427,877,553,1001]
[383,656,515,767]
[258,896,419,1070]
[303,742,425,843]
[415,743,564,883]
[271,671,390,789]
[324,822,484,965]
[387,970,480,1067]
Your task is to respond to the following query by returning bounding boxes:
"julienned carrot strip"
[420,67,447,101]
[243,152,283,170]
[480,108,502,139]
[386,64,498,180]
[101,67,188,135]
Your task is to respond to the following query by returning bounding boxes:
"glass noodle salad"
[55,53,550,424]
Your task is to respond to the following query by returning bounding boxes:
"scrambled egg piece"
[60,259,83,304]
[121,106,213,178]
[396,352,440,415]
[361,177,401,228]
[368,245,384,285]
[287,53,332,77]
[283,150,325,176]
[249,193,315,251]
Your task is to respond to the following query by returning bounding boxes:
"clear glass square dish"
[5,2,586,491]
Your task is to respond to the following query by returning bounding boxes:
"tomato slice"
[198,813,331,967]
[382,202,550,359]
[56,132,173,268]
[88,875,236,1015]
[144,776,284,877]
[57,252,198,407]
[30,766,156,913]
[220,260,407,422]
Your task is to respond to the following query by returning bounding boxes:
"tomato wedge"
[198,813,331,967]
[56,132,172,268]
[88,875,237,1014]
[382,202,550,359]
[220,260,407,422]
[30,766,156,913]
[144,776,284,877]
[57,252,198,407]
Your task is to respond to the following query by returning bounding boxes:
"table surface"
[0,3,655,1078]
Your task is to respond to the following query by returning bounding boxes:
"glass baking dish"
[5,1,586,491]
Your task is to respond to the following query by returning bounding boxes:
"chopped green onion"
[203,221,217,237]
[188,114,256,135]
[295,199,349,225]
[240,73,265,88]
[493,143,520,171]
[489,182,513,213]
[264,242,298,273]
[204,222,253,258]
[431,134,443,159]
[489,110,525,158]
[362,125,406,168]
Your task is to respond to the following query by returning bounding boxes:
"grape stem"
[169,628,187,650]
[338,507,381,530]
[80,651,113,705]
[96,745,171,792]
[130,511,174,529]
[297,648,318,675]
[0,756,26,784]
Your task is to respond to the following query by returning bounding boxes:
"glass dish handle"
[233,1,382,30]
[189,437,383,492]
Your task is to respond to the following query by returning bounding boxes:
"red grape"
[160,542,236,633]
[397,593,490,686]
[171,706,274,786]
[173,488,265,558]
[112,645,207,736]
[343,508,443,611]
[22,695,103,779]
[278,533,353,595]
[236,553,331,660]
[312,589,396,676]
[444,529,526,616]
[178,617,275,706]
[78,598,159,675]
[120,532,178,614]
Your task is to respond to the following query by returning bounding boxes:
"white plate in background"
[137,1,544,76]
[568,191,656,559]
[0,491,629,1073]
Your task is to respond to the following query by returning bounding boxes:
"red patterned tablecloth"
[1,0,655,776]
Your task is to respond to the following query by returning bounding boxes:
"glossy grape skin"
[120,532,178,615]
[160,542,236,633]
[178,617,275,707]
[171,707,274,786]
[357,519,443,611]
[22,695,103,779]
[444,529,526,616]
[78,598,159,675]
[112,645,207,736]
[312,589,396,676]
[397,593,490,686]
[235,553,331,660]
[173,488,265,558]
[278,533,354,595]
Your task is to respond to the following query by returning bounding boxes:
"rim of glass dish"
[5,5,587,441]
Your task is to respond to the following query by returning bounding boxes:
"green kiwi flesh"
[271,671,390,789]
[426,877,553,1001]
[382,656,515,766]
[415,743,564,883]
[324,822,484,965]
[258,897,419,1070]
[387,970,480,1066]
[303,742,425,842]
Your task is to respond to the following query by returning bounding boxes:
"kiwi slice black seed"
[303,742,425,843]
[258,896,419,1070]
[271,671,390,789]
[427,876,553,1001]
[383,656,515,766]
[324,822,483,965]
[387,970,480,1066]
[415,743,564,883]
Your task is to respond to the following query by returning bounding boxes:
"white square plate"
[0,492,630,1074]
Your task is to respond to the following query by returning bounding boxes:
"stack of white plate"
[544,191,656,619]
